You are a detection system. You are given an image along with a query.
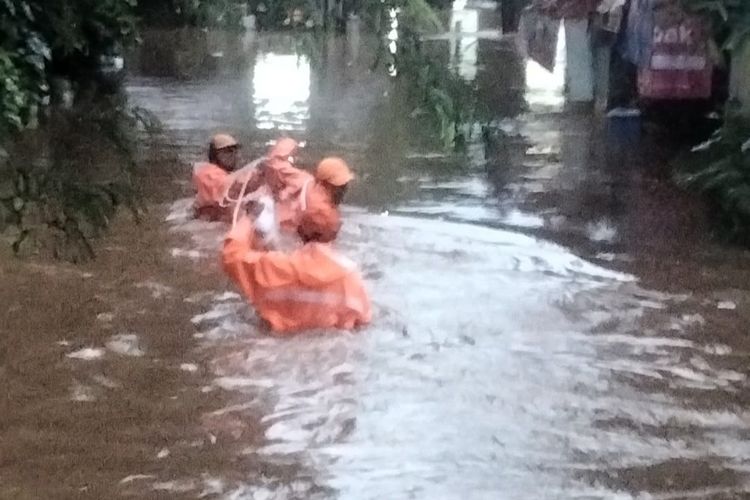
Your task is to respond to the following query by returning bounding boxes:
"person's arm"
[238,167,266,197]
[223,217,262,264]
[222,217,298,298]
[193,164,227,208]
[207,170,230,207]
[233,158,268,196]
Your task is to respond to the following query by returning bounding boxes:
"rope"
[221,156,266,207]
[216,157,266,229]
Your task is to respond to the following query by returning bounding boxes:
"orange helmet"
[315,157,354,187]
[210,133,239,150]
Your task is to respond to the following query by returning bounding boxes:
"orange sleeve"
[266,161,312,197]
[222,218,263,301]
[223,218,259,263]
[222,218,299,298]
[276,164,312,188]
[304,187,340,238]
[193,164,229,207]
[239,168,265,197]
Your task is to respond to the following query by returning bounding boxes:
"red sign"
[637,6,712,99]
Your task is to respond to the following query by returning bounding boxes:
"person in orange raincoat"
[235,137,312,230]
[192,133,241,221]
[264,154,355,237]
[304,156,354,219]
[222,207,372,333]
[235,139,355,238]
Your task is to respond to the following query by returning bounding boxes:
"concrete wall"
[564,19,594,103]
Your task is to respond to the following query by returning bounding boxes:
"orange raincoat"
[222,217,372,332]
[267,161,314,232]
[193,162,230,221]
[241,139,328,233]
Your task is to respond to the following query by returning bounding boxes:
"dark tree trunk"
[501,0,523,33]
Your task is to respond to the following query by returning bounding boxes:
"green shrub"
[0,0,137,134]
[375,0,486,150]
[1,94,155,261]
[681,0,750,50]
[0,1,50,135]
[677,114,750,243]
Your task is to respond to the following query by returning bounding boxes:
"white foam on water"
[119,474,156,484]
[503,209,545,229]
[199,477,226,497]
[586,219,618,243]
[171,248,204,259]
[191,302,246,325]
[106,334,145,357]
[92,374,121,389]
[70,382,96,402]
[165,198,194,223]
[180,363,199,373]
[135,280,173,299]
[152,479,195,493]
[96,312,114,322]
[214,376,276,391]
[215,292,241,301]
[717,301,737,310]
[67,347,105,360]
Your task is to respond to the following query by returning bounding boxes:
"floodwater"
[3,5,750,499]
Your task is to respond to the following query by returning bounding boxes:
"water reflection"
[388,7,400,55]
[449,0,479,80]
[253,53,311,131]
[524,22,566,111]
[387,7,401,76]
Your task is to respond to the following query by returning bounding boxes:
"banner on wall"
[637,3,712,99]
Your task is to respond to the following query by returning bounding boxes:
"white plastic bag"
[254,194,280,247]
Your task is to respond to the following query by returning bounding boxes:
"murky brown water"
[3,6,750,499]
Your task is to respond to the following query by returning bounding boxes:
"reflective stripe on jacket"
[222,217,372,332]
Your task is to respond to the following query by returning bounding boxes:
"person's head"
[315,157,354,206]
[267,137,298,163]
[297,208,341,244]
[209,133,240,171]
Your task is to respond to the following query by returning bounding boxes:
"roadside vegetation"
[677,0,750,243]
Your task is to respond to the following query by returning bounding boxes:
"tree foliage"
[1,0,145,260]
[0,0,49,135]
[370,0,485,150]
[0,93,156,261]
[677,114,750,243]
[136,0,246,30]
[0,0,137,135]
[681,0,750,50]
